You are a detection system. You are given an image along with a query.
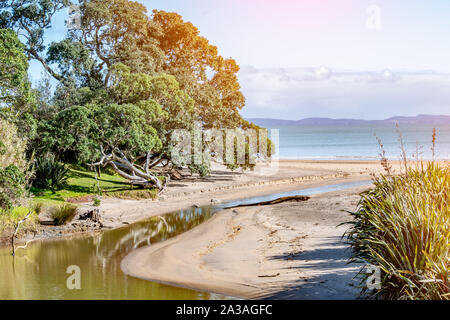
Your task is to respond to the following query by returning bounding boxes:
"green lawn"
[1,168,135,234]
[30,167,132,204]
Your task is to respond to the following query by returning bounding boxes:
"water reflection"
[0,180,371,300]
[0,206,222,300]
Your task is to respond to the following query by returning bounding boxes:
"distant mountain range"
[247,114,450,127]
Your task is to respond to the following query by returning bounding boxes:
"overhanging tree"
[1,0,266,189]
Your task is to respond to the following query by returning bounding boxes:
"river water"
[0,180,370,300]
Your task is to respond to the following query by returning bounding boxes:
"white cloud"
[238,66,450,119]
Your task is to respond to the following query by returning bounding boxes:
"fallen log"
[229,195,310,208]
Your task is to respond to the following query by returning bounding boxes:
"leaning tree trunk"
[91,146,170,193]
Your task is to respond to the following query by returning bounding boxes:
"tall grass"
[49,203,78,225]
[345,131,449,300]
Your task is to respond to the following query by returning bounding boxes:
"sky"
[29,0,450,120]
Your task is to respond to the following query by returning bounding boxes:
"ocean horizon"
[267,123,450,161]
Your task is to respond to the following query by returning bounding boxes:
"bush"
[188,163,211,177]
[0,165,26,212]
[0,118,27,171]
[32,156,69,192]
[49,203,78,225]
[345,162,449,300]
[0,118,28,213]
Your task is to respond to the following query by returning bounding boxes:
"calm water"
[270,124,450,160]
[0,180,371,300]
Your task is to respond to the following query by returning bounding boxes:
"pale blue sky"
[28,0,450,119]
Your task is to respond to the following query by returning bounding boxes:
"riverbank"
[80,160,400,228]
[121,184,369,299]
[3,160,396,246]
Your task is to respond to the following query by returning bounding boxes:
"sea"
[266,124,450,160]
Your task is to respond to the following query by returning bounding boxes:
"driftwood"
[11,210,34,256]
[229,195,310,208]
[79,209,102,223]
[91,146,170,193]
[258,273,280,278]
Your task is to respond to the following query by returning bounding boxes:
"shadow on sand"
[263,236,364,300]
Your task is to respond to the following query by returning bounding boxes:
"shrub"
[32,202,43,215]
[93,197,101,207]
[0,165,26,212]
[0,114,27,172]
[32,156,69,192]
[0,119,28,213]
[188,163,211,177]
[345,162,449,300]
[49,203,78,225]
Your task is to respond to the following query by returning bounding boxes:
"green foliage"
[2,0,260,180]
[47,39,95,83]
[32,156,69,192]
[1,0,71,82]
[0,28,30,107]
[153,10,246,128]
[78,0,164,76]
[38,105,98,163]
[95,102,162,158]
[345,162,449,300]
[0,165,26,212]
[0,118,28,213]
[49,203,78,225]
[92,197,101,207]
[188,163,211,177]
[0,118,27,170]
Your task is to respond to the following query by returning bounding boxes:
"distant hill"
[247,114,450,127]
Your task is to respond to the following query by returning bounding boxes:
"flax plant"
[345,130,449,300]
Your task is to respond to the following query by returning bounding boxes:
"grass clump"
[0,206,39,237]
[49,203,78,225]
[345,160,449,300]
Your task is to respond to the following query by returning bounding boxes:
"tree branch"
[11,210,33,256]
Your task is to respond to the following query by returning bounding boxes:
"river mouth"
[0,180,371,300]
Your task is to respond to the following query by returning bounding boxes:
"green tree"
[152,10,246,129]
[0,0,71,82]
[2,0,265,183]
[0,28,33,112]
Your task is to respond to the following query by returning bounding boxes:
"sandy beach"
[121,184,369,299]
[3,160,410,299]
[8,159,396,245]
[94,160,399,229]
[116,160,402,299]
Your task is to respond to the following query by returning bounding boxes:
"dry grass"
[49,203,78,225]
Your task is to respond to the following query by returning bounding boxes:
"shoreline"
[3,160,395,246]
[121,184,370,299]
